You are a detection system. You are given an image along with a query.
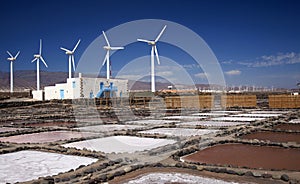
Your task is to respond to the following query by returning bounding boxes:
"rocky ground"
[0,98,299,184]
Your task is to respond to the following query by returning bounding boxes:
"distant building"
[32,74,128,100]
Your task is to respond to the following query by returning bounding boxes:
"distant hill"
[0,70,67,91]
[0,70,212,91]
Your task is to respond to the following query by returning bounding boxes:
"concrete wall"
[32,90,44,101]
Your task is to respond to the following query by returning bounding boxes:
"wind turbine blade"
[102,52,108,66]
[154,46,160,65]
[6,51,13,58]
[60,47,71,52]
[15,51,20,59]
[39,39,42,55]
[102,31,110,47]
[72,39,81,52]
[155,25,167,42]
[40,56,48,68]
[110,47,124,50]
[72,55,76,71]
[137,39,152,44]
[31,58,38,63]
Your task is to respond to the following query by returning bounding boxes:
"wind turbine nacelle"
[65,51,73,55]
[149,41,156,46]
[7,58,15,61]
[103,46,110,50]
[34,54,40,58]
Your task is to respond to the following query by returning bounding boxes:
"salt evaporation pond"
[178,121,250,127]
[290,119,300,124]
[163,116,207,120]
[192,112,228,116]
[0,131,98,143]
[123,172,239,184]
[125,119,178,125]
[232,113,281,117]
[211,117,265,122]
[240,131,300,143]
[63,136,176,153]
[0,150,97,183]
[76,124,145,132]
[250,110,289,114]
[274,123,300,131]
[139,128,218,137]
[182,143,300,171]
[0,127,25,133]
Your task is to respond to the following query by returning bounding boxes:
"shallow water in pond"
[240,131,300,143]
[182,143,300,171]
[274,123,300,131]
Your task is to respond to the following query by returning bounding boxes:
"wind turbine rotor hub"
[103,46,111,50]
[149,41,156,45]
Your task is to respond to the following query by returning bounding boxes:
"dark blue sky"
[0,0,300,88]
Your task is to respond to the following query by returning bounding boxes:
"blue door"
[60,89,64,99]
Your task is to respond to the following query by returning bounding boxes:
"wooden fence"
[221,95,257,108]
[165,95,214,109]
[269,95,300,108]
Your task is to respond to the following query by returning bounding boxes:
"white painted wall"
[43,77,128,100]
[32,90,44,101]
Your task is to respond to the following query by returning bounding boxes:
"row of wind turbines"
[6,25,167,93]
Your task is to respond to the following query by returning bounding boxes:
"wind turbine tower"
[6,51,20,93]
[60,39,81,79]
[102,31,124,79]
[137,25,167,92]
[31,39,48,91]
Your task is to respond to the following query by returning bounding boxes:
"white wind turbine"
[60,39,81,79]
[137,25,167,92]
[31,39,48,91]
[102,31,124,79]
[6,51,20,93]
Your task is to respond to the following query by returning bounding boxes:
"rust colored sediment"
[240,131,300,143]
[183,143,300,171]
[274,124,300,131]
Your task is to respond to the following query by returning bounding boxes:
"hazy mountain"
[0,70,67,91]
[0,70,214,91]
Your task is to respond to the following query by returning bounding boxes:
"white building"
[32,74,128,100]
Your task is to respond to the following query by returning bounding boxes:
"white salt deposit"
[125,119,178,125]
[232,113,280,117]
[290,119,300,124]
[76,124,145,132]
[163,116,207,120]
[192,112,228,116]
[211,117,265,122]
[139,128,218,137]
[123,173,239,184]
[0,150,97,183]
[63,136,176,153]
[0,127,25,133]
[250,110,289,114]
[0,131,98,143]
[178,121,250,127]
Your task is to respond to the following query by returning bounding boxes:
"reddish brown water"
[274,124,300,131]
[240,131,300,143]
[183,143,300,171]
